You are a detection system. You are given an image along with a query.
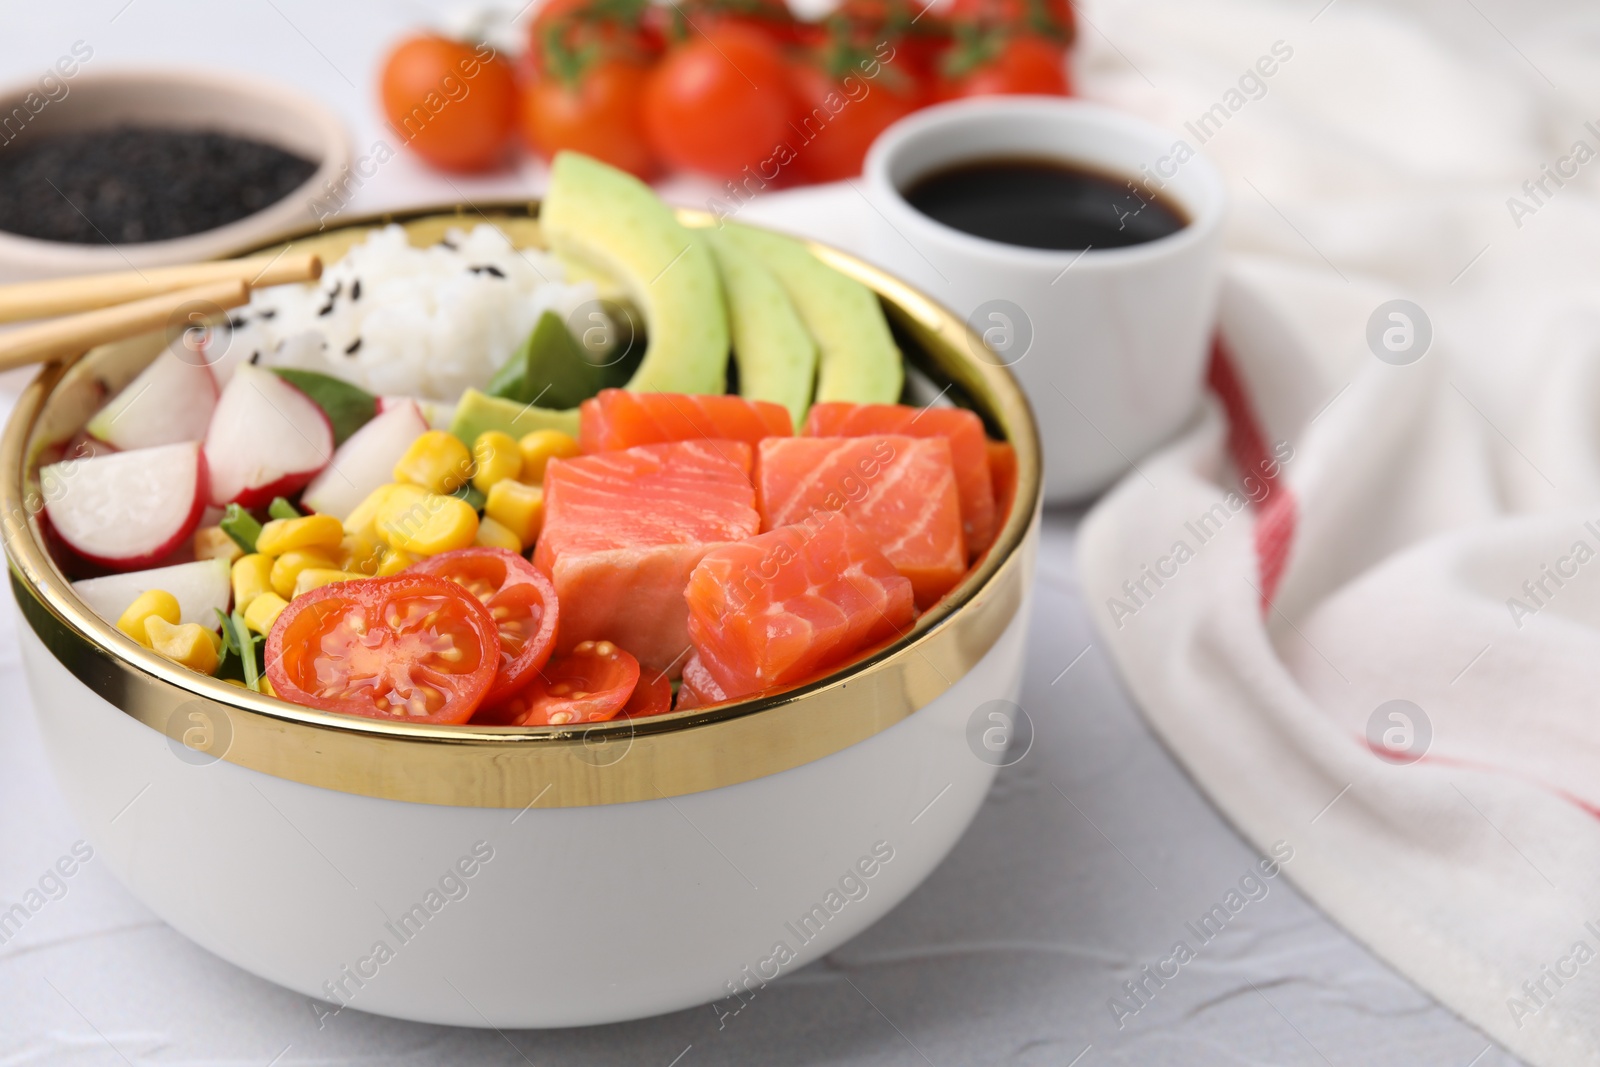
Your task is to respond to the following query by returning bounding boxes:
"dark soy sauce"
[903,157,1187,251]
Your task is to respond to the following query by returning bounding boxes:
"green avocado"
[704,229,817,428]
[450,388,579,444]
[719,222,902,405]
[541,152,728,395]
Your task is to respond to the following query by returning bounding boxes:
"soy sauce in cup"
[903,157,1187,251]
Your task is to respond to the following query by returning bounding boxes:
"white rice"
[217,224,599,401]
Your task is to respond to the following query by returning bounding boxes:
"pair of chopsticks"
[0,254,322,373]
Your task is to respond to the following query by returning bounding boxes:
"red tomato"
[408,548,559,707]
[790,60,918,182]
[620,668,673,718]
[643,25,796,180]
[531,0,660,67]
[498,640,642,726]
[265,575,499,724]
[949,0,1075,42]
[380,35,518,172]
[521,60,657,179]
[946,35,1070,97]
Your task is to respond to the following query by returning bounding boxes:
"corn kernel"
[270,548,338,600]
[256,514,344,556]
[471,431,523,493]
[231,554,275,612]
[485,479,544,545]
[343,483,403,539]
[117,589,180,647]
[372,483,430,548]
[194,526,243,564]
[260,675,277,698]
[393,430,473,494]
[244,592,290,634]
[380,492,478,555]
[144,617,220,674]
[292,568,362,598]
[473,515,523,552]
[336,531,386,577]
[376,547,422,576]
[518,429,581,484]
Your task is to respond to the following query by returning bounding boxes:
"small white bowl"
[0,69,351,282]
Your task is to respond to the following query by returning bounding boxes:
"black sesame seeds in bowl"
[0,70,351,282]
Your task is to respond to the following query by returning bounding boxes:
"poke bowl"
[1,154,1041,1028]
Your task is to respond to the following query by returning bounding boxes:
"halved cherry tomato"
[498,640,641,726]
[408,547,559,707]
[620,667,673,718]
[265,574,498,724]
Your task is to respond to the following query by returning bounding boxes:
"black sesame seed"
[258,308,277,320]
[345,337,362,355]
[317,302,334,317]
[249,351,261,365]
[351,278,361,301]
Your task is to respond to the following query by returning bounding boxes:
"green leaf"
[487,308,644,410]
[269,368,378,446]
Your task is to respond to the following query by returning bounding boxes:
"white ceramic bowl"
[3,206,1042,1027]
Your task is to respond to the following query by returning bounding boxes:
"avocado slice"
[704,229,817,428]
[450,388,580,444]
[487,309,644,411]
[719,222,902,405]
[541,152,728,395]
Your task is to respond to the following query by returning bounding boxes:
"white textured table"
[0,1,1527,1062]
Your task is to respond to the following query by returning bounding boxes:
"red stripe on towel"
[1206,338,1297,611]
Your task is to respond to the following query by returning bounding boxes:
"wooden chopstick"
[0,253,319,324]
[0,279,251,373]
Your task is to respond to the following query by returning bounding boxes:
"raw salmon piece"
[579,389,792,454]
[535,440,759,672]
[674,652,729,710]
[987,441,1018,527]
[686,513,915,699]
[757,435,965,609]
[804,402,998,557]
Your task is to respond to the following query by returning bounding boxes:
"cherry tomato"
[643,25,796,180]
[498,640,642,726]
[620,667,673,718]
[522,59,658,179]
[833,0,953,97]
[380,35,517,172]
[408,547,559,707]
[532,0,662,68]
[949,0,1074,43]
[789,59,918,182]
[265,574,498,724]
[945,35,1070,98]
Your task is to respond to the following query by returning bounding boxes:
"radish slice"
[300,400,428,520]
[42,441,207,570]
[205,364,334,507]
[73,558,231,631]
[380,395,456,431]
[85,345,218,450]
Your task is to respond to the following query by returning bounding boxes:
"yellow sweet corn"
[372,484,430,548]
[231,554,275,612]
[376,547,422,576]
[270,548,339,600]
[393,430,473,494]
[336,531,386,577]
[144,617,220,674]
[343,483,402,539]
[518,429,581,484]
[244,592,289,635]
[292,568,362,598]
[473,515,522,553]
[485,479,544,545]
[260,675,277,698]
[256,514,344,556]
[194,526,243,564]
[380,492,478,555]
[471,431,523,493]
[117,589,180,647]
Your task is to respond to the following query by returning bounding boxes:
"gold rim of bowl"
[0,201,1042,809]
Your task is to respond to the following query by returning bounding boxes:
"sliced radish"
[72,558,231,631]
[42,441,207,571]
[380,395,456,431]
[300,399,428,520]
[205,364,334,507]
[86,345,218,450]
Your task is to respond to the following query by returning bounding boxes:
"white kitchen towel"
[1072,0,1600,1064]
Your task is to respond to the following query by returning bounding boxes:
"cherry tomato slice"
[265,574,498,724]
[409,547,559,707]
[498,640,641,726]
[620,667,673,718]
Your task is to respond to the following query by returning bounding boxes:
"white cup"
[863,97,1226,502]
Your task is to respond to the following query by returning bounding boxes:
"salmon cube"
[534,440,760,672]
[805,402,998,557]
[686,513,915,700]
[579,389,793,453]
[756,435,966,609]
